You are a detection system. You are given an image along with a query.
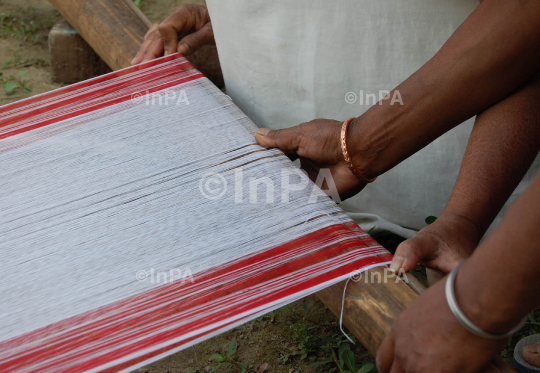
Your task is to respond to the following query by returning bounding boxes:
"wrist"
[346,116,387,180]
[453,260,528,334]
[437,211,483,247]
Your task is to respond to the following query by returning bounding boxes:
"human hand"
[131,4,214,65]
[390,212,480,274]
[255,119,367,201]
[377,277,507,373]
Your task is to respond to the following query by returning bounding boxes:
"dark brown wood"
[317,267,517,373]
[48,0,224,87]
[317,267,417,357]
[49,0,148,71]
[48,20,110,84]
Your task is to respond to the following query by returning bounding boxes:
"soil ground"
[1,1,537,372]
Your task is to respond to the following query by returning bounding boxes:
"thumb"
[390,237,428,273]
[177,22,215,55]
[255,127,303,153]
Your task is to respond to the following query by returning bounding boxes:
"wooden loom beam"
[48,0,224,87]
[46,1,517,371]
[318,268,516,373]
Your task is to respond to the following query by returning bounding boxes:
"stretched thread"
[0,56,390,373]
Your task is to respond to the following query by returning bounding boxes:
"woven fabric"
[0,54,391,373]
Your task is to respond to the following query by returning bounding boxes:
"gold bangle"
[340,118,377,183]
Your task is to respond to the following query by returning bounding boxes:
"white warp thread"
[0,57,389,372]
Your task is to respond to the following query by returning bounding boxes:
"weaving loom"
[0,54,392,372]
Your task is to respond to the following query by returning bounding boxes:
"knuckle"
[297,122,310,134]
[157,23,168,34]
[144,25,158,40]
[172,4,188,15]
[196,5,210,21]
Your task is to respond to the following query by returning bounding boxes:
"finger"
[376,333,395,373]
[177,22,215,55]
[255,127,303,153]
[159,13,187,55]
[141,34,165,63]
[132,24,159,65]
[391,236,431,274]
[159,5,208,55]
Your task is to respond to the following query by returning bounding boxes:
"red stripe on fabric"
[1,223,368,354]
[0,222,390,373]
[0,62,195,128]
[0,72,203,140]
[0,53,189,115]
[101,254,390,373]
[0,223,371,353]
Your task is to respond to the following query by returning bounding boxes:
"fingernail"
[178,44,189,54]
[131,58,137,65]
[164,51,169,56]
[256,128,270,136]
[390,256,404,273]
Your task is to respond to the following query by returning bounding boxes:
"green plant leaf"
[338,343,351,367]
[357,363,375,373]
[4,80,18,94]
[211,363,223,373]
[425,216,438,225]
[303,299,309,316]
[228,338,237,357]
[210,354,225,362]
[23,85,31,93]
[18,69,27,80]
[338,343,351,357]
[341,349,355,371]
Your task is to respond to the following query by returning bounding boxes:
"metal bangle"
[340,118,377,183]
[445,260,526,340]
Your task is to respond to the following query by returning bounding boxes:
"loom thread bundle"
[0,54,391,373]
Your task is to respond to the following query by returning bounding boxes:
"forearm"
[455,170,540,333]
[443,72,540,236]
[349,0,540,179]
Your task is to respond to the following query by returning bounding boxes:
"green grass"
[0,7,60,45]
[1,69,31,95]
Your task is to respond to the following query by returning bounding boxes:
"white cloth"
[206,0,540,237]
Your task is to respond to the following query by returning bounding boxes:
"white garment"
[206,0,540,237]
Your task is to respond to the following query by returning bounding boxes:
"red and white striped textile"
[0,54,391,372]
